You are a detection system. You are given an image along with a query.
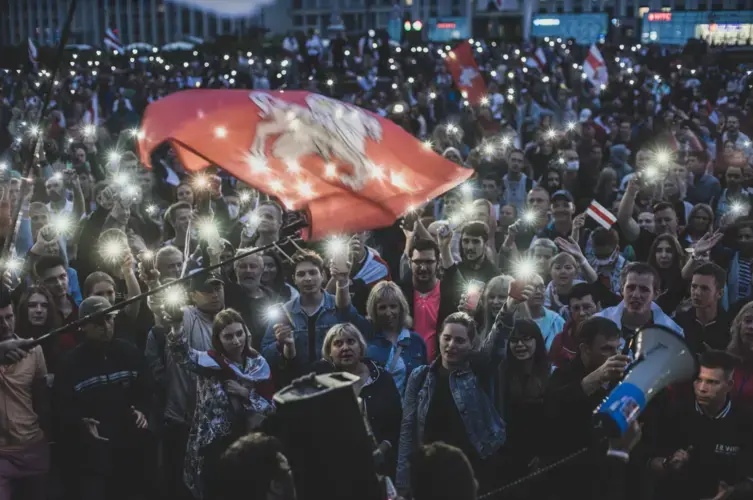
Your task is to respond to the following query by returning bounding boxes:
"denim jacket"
[260,291,364,369]
[395,311,514,492]
[367,328,428,395]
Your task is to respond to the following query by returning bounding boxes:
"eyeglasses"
[411,259,437,267]
[509,336,534,344]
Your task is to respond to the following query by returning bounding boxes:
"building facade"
[1,0,292,47]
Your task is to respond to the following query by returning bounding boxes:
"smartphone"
[333,248,349,271]
[140,250,155,275]
[465,280,485,312]
[509,279,527,302]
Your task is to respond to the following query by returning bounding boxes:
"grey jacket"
[161,306,214,424]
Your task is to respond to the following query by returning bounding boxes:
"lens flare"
[513,258,537,280]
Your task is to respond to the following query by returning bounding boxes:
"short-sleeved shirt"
[413,282,441,361]
[0,341,47,451]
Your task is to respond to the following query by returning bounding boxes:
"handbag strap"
[389,344,404,373]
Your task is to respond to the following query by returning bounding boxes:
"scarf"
[586,243,625,295]
[544,280,585,320]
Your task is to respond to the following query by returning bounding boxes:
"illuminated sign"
[647,12,672,22]
[437,22,457,29]
[533,18,561,27]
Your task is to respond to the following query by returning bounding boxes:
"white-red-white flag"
[104,28,124,54]
[586,200,617,229]
[584,44,608,87]
[28,38,38,71]
[83,93,99,126]
[525,47,547,72]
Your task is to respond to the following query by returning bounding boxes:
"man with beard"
[399,239,457,362]
[439,221,499,285]
[722,113,752,160]
[595,262,682,349]
[501,149,535,213]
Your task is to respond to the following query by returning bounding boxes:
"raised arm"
[617,177,641,243]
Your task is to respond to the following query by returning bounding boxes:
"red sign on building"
[648,12,672,22]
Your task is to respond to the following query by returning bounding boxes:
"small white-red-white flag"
[584,44,608,87]
[586,200,617,229]
[28,38,38,71]
[525,47,547,72]
[104,28,124,54]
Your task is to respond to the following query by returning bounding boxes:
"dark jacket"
[544,357,607,455]
[312,358,403,477]
[53,339,151,447]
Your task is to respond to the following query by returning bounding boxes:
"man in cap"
[53,295,153,500]
[535,190,576,243]
[147,268,224,500]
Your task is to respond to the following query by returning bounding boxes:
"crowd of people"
[1,26,753,500]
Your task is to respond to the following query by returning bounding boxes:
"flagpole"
[28,233,303,347]
[2,0,79,262]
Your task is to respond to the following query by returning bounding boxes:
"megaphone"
[593,325,697,438]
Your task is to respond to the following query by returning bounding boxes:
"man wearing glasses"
[400,239,458,361]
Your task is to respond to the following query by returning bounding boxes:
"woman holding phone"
[163,306,275,499]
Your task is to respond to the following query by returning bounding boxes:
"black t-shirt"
[654,400,753,500]
[423,365,477,461]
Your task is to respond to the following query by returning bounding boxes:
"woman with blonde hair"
[313,323,403,476]
[728,302,753,412]
[363,281,427,395]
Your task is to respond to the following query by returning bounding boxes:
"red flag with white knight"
[137,90,473,241]
[445,41,487,105]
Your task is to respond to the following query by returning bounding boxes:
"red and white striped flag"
[83,93,99,126]
[104,28,124,54]
[583,44,608,87]
[586,200,617,229]
[525,47,547,72]
[28,38,38,71]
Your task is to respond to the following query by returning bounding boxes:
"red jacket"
[549,319,579,369]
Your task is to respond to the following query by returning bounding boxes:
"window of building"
[294,15,303,26]
[377,11,389,26]
[343,13,355,29]
[304,0,317,9]
[306,14,318,25]
[293,0,303,10]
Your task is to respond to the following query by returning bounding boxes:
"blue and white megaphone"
[593,325,698,438]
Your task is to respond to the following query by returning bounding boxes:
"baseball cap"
[79,296,117,319]
[187,269,224,292]
[551,190,574,203]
